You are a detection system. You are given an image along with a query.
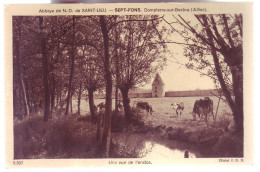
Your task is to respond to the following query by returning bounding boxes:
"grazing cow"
[118,100,123,110]
[132,99,140,107]
[171,102,184,117]
[97,102,105,112]
[136,101,153,115]
[192,97,213,122]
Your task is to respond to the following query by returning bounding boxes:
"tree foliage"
[110,15,168,120]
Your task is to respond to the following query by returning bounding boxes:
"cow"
[192,97,213,122]
[136,101,153,115]
[117,100,123,111]
[171,102,184,117]
[132,99,141,107]
[97,102,105,112]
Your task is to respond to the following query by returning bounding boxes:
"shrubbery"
[111,110,125,132]
[211,133,243,157]
[164,113,242,157]
[128,107,145,126]
[13,107,147,159]
[14,114,97,159]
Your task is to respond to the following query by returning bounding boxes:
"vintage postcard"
[4,2,254,168]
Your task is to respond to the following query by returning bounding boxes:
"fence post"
[214,94,222,121]
[184,150,189,158]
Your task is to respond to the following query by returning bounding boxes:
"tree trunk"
[99,16,112,158]
[221,15,243,136]
[59,86,62,108]
[20,78,30,117]
[120,87,131,122]
[39,16,50,122]
[233,73,243,136]
[115,86,118,113]
[211,48,235,112]
[114,24,120,114]
[23,78,31,113]
[13,86,19,118]
[50,69,56,116]
[96,111,104,148]
[88,88,96,122]
[223,46,243,137]
[50,85,55,116]
[65,16,76,116]
[229,61,243,137]
[70,92,73,113]
[13,17,30,118]
[77,82,82,115]
[56,89,59,107]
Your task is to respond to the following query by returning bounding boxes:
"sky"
[160,60,215,91]
[142,53,216,91]
[142,14,216,91]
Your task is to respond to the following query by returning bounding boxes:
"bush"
[111,110,125,132]
[14,115,47,159]
[77,115,92,122]
[14,114,98,159]
[110,138,139,158]
[211,133,243,157]
[213,114,234,132]
[128,107,145,127]
[167,127,187,141]
[44,118,95,158]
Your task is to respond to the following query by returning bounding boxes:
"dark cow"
[98,101,123,112]
[136,101,153,115]
[97,102,105,112]
[192,97,213,122]
[117,99,123,111]
[171,102,184,117]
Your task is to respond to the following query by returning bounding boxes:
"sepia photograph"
[4,2,254,167]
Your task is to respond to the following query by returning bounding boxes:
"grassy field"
[73,96,231,114]
[72,96,232,127]
[131,96,232,128]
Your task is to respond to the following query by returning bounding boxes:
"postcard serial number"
[13,161,23,165]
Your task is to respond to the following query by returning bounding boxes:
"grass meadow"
[72,96,233,128]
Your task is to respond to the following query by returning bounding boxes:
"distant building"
[152,73,165,97]
[92,72,221,99]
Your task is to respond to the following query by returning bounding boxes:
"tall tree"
[164,14,243,136]
[112,15,167,121]
[74,16,105,120]
[81,45,104,121]
[65,16,76,116]
[39,16,51,122]
[98,16,112,158]
[13,16,30,118]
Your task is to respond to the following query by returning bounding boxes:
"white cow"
[171,102,184,117]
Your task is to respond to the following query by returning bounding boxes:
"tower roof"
[152,73,165,86]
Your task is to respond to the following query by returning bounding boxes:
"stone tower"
[152,73,165,97]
